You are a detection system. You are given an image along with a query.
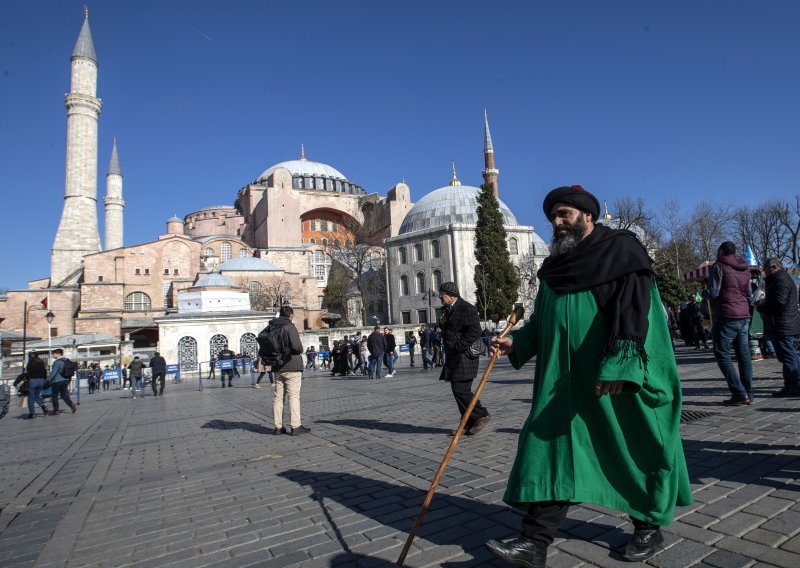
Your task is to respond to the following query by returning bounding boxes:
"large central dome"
[399,184,518,235]
[254,151,365,195]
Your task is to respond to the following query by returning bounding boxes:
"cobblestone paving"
[1,346,799,567]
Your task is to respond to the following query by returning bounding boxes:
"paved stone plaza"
[1,346,799,568]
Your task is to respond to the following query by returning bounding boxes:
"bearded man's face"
[549,205,590,256]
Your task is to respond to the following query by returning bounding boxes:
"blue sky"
[2,1,800,290]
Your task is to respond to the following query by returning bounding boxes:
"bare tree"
[250,276,291,311]
[774,196,800,265]
[611,196,661,251]
[731,202,790,265]
[517,250,539,317]
[321,216,386,326]
[686,201,733,261]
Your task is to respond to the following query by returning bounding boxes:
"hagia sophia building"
[0,13,548,371]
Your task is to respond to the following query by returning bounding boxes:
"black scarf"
[538,224,654,366]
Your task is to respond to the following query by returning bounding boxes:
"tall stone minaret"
[104,138,124,250]
[482,109,500,197]
[51,9,102,285]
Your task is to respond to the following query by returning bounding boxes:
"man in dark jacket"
[702,242,754,405]
[48,348,77,414]
[438,282,491,436]
[266,306,310,435]
[420,326,433,370]
[24,351,50,418]
[128,356,146,398]
[149,352,167,396]
[757,257,800,397]
[383,328,397,377]
[217,344,236,388]
[366,326,386,380]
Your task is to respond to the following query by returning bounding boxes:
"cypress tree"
[474,183,520,322]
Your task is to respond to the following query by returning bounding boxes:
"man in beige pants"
[264,306,311,436]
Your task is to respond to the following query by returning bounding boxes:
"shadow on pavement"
[279,469,523,565]
[200,419,273,435]
[316,418,452,435]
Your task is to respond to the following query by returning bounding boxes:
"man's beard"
[550,217,587,256]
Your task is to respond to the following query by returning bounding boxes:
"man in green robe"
[486,186,692,567]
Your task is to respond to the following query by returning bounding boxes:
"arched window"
[239,248,249,258]
[220,242,232,262]
[310,237,316,244]
[177,336,198,371]
[398,247,407,265]
[203,247,214,257]
[322,238,329,247]
[209,334,228,360]
[414,243,423,262]
[248,281,262,304]
[400,275,409,296]
[312,250,332,281]
[124,292,151,311]
[240,333,258,359]
[432,270,442,291]
[431,240,440,259]
[416,272,426,294]
[509,237,519,255]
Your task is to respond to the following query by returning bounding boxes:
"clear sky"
[2,1,799,290]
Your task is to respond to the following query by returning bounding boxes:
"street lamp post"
[45,310,54,364]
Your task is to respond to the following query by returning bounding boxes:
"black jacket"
[266,316,304,372]
[439,297,481,382]
[367,331,386,356]
[758,269,800,337]
[150,355,167,374]
[385,333,396,352]
[27,357,48,379]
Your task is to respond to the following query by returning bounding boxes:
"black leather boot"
[622,527,663,561]
[486,537,547,567]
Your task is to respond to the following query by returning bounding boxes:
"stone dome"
[217,257,279,271]
[192,273,235,288]
[255,154,365,195]
[399,184,518,235]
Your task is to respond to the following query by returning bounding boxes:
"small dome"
[217,258,280,271]
[167,216,182,223]
[399,185,518,235]
[192,273,235,288]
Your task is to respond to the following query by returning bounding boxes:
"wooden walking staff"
[397,305,525,566]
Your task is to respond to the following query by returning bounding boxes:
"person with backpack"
[23,351,50,419]
[217,345,236,388]
[48,348,77,415]
[128,356,146,398]
[259,306,310,436]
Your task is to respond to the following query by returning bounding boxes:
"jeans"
[712,317,753,399]
[28,378,46,415]
[772,335,800,390]
[50,381,74,412]
[368,355,382,379]
[306,357,317,370]
[385,350,396,375]
[422,347,433,369]
[151,372,165,395]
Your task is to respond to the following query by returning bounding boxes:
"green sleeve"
[508,317,538,370]
[596,339,645,393]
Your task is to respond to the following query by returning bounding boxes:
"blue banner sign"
[166,364,180,374]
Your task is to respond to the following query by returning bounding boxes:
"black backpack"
[257,325,290,367]
[61,358,78,379]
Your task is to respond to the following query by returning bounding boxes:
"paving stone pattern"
[1,346,799,567]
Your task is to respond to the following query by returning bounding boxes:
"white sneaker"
[386,373,394,377]
[253,384,262,389]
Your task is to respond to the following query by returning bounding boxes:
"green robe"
[504,281,693,525]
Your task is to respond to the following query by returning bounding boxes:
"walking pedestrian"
[701,241,754,405]
[437,281,491,436]
[23,351,50,419]
[367,326,386,380]
[48,348,78,415]
[149,351,167,396]
[486,185,691,567]
[757,256,800,397]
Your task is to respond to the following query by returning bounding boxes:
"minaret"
[482,109,499,197]
[104,138,124,250]
[51,9,102,284]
